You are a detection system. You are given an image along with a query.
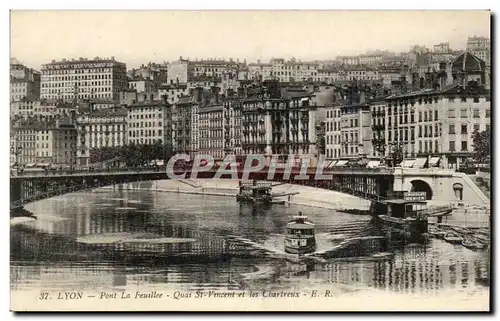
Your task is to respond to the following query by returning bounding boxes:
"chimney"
[359,89,366,104]
[196,87,203,103]
[176,77,179,86]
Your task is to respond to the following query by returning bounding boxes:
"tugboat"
[284,212,316,255]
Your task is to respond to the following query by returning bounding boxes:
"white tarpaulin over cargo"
[413,158,428,168]
[366,160,381,168]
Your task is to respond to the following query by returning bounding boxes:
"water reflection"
[11,189,490,296]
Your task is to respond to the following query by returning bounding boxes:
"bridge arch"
[408,179,433,200]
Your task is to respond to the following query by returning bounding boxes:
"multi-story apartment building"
[126,99,173,147]
[167,57,243,85]
[76,108,128,166]
[10,100,40,118]
[358,53,384,66]
[248,61,273,81]
[166,57,191,84]
[10,118,37,166]
[10,60,41,102]
[128,77,156,93]
[337,56,360,66]
[220,71,241,96]
[198,103,224,160]
[339,89,374,159]
[316,69,342,84]
[384,84,490,170]
[11,117,77,166]
[248,58,320,83]
[127,62,168,84]
[172,95,197,155]
[345,67,380,81]
[10,100,79,120]
[378,67,403,88]
[191,58,240,79]
[158,83,189,105]
[222,94,243,156]
[324,106,342,159]
[466,35,490,67]
[239,82,317,164]
[40,57,128,102]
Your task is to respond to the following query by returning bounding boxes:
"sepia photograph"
[8,9,492,312]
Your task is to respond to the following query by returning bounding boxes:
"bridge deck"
[11,166,395,179]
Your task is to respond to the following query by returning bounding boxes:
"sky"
[10,10,491,70]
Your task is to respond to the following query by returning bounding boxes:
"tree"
[472,128,491,164]
[391,143,404,167]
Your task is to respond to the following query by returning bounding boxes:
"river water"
[10,185,490,305]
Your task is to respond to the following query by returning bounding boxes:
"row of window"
[127,130,163,138]
[128,121,163,128]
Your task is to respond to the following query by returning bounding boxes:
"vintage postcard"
[9,10,491,312]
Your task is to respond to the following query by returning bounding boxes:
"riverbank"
[99,179,372,211]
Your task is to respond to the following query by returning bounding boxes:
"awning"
[336,160,348,166]
[327,161,338,168]
[400,160,415,168]
[429,157,441,166]
[413,158,428,169]
[38,163,51,166]
[366,160,381,168]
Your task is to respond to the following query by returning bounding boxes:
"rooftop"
[451,51,486,72]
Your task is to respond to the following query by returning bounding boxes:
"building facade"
[324,106,342,159]
[40,57,128,102]
[126,100,172,147]
[466,36,490,67]
[223,97,242,156]
[240,83,317,164]
[172,96,196,155]
[198,104,224,160]
[76,108,128,166]
[10,59,41,102]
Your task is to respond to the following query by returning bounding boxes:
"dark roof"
[451,51,486,72]
[88,108,128,118]
[199,104,223,113]
[177,96,196,104]
[285,223,314,229]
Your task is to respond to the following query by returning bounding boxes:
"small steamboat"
[236,180,295,205]
[284,212,316,255]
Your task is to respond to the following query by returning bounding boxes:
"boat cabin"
[386,199,428,219]
[284,212,316,254]
[238,180,272,198]
[286,220,315,236]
